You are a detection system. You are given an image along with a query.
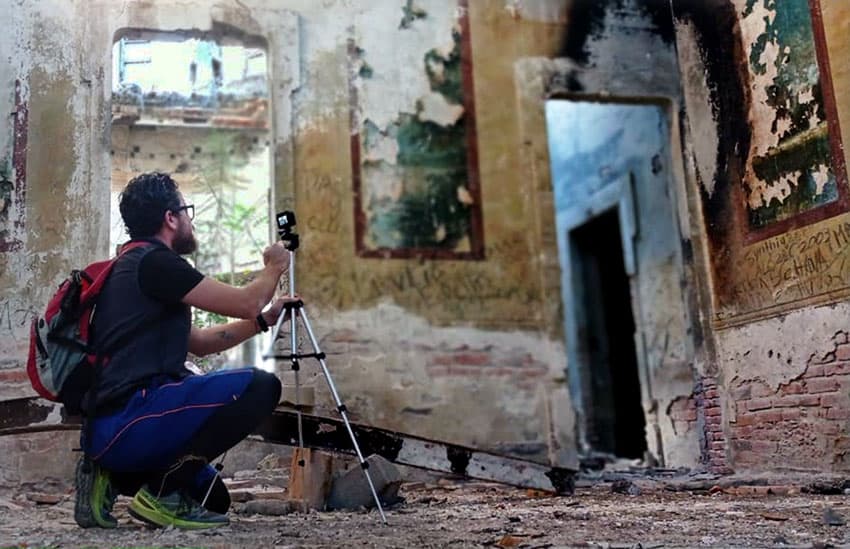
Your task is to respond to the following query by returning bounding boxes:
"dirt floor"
[2,468,850,549]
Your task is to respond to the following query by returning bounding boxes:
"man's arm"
[188,318,260,357]
[182,242,289,319]
[188,295,298,356]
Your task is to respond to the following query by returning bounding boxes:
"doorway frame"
[556,173,649,455]
[515,57,714,468]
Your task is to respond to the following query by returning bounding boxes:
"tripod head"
[276,210,300,251]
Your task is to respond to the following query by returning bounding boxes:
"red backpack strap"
[80,241,152,304]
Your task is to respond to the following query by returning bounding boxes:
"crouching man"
[75,171,296,530]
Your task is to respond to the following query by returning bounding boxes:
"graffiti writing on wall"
[738,0,847,242]
[348,0,484,260]
[295,167,534,321]
[721,216,850,321]
[674,0,849,325]
[1,80,27,253]
[0,298,36,338]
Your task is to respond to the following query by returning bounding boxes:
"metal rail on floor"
[0,396,575,495]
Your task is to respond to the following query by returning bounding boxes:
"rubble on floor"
[2,463,850,548]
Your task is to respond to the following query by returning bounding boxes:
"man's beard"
[173,221,197,255]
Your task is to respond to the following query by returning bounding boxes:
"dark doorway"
[571,209,646,459]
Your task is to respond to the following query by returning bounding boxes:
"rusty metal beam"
[0,397,575,495]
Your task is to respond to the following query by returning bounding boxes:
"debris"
[496,534,524,547]
[327,454,402,511]
[240,499,295,516]
[26,493,64,505]
[822,506,846,526]
[611,480,641,496]
[760,512,790,521]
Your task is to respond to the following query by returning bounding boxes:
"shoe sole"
[130,490,229,530]
[74,458,117,529]
[74,458,97,528]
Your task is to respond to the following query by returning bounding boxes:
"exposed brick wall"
[669,393,698,436]
[729,334,850,472]
[696,376,730,473]
[325,330,550,391]
[426,346,549,390]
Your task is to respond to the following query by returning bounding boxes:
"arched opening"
[109,30,273,370]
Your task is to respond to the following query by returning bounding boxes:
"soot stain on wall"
[672,0,752,290]
[560,0,676,64]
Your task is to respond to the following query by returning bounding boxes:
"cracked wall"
[673,0,850,472]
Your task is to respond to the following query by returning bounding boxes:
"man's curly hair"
[119,172,182,238]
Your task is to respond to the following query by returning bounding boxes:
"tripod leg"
[295,307,388,524]
[291,303,305,453]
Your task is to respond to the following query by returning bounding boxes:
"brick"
[805,377,842,394]
[752,409,784,423]
[709,441,725,451]
[826,362,850,376]
[827,408,850,420]
[706,422,723,432]
[803,364,828,378]
[735,413,758,426]
[0,369,28,383]
[819,392,848,408]
[751,440,777,453]
[837,344,850,361]
[781,409,802,421]
[704,388,718,399]
[747,397,773,411]
[772,394,821,407]
[705,407,722,417]
[732,425,753,438]
[780,381,804,395]
[452,352,490,366]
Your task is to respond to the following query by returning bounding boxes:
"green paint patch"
[424,31,463,105]
[361,29,475,253]
[742,0,839,229]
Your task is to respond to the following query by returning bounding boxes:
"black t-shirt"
[88,241,205,411]
[138,248,204,302]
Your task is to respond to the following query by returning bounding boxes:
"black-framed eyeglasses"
[174,204,194,220]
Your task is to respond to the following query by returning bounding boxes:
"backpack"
[27,242,148,412]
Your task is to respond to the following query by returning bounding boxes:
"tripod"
[263,211,387,524]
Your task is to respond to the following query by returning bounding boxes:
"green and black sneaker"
[129,485,229,530]
[74,455,118,529]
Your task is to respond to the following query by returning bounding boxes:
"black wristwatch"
[256,314,270,332]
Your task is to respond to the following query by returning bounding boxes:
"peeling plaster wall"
[0,0,585,479]
[673,0,850,472]
[514,0,704,468]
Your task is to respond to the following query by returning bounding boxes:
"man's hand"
[263,241,290,273]
[262,295,302,327]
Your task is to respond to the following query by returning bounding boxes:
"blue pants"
[83,367,281,511]
[88,368,255,472]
